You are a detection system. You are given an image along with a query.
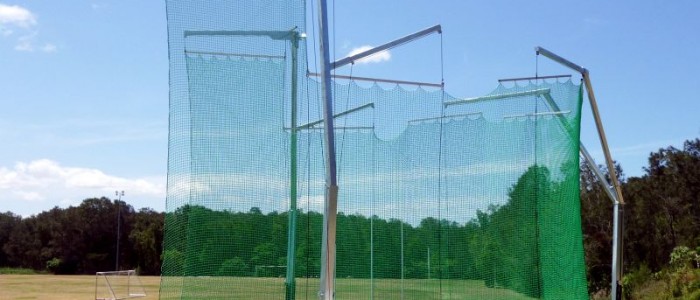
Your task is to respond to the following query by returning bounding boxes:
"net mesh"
[161,0,588,299]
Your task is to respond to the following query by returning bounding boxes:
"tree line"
[0,198,164,275]
[157,163,585,298]
[581,138,700,294]
[0,137,698,296]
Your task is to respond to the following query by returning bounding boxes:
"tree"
[0,211,21,267]
[128,208,164,275]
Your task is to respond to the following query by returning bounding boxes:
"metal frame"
[184,50,286,60]
[307,72,442,88]
[316,1,339,298]
[444,88,551,106]
[184,28,303,300]
[296,103,374,130]
[503,110,571,119]
[498,74,571,83]
[408,112,483,124]
[535,46,625,300]
[183,24,621,299]
[315,1,442,294]
[332,25,442,69]
[445,76,624,298]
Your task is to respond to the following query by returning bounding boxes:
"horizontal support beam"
[185,50,285,60]
[295,103,374,130]
[535,47,586,74]
[332,25,441,69]
[498,74,572,83]
[307,72,442,88]
[444,88,550,107]
[184,28,301,41]
[284,126,374,131]
[503,110,571,119]
[408,112,482,124]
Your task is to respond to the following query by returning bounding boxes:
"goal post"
[94,270,146,300]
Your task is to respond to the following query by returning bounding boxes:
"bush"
[671,246,696,270]
[622,264,652,299]
[46,258,62,274]
[666,246,700,299]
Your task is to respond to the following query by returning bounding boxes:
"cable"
[437,30,445,297]
[337,63,353,174]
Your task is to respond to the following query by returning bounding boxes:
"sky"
[1,1,698,217]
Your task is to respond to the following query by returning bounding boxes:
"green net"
[161,0,588,299]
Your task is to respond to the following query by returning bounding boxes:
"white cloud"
[41,43,56,53]
[0,4,57,53]
[0,3,36,28]
[13,32,35,51]
[347,45,391,64]
[0,159,165,215]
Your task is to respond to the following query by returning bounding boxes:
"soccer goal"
[94,270,146,300]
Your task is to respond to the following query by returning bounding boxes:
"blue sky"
[1,1,698,217]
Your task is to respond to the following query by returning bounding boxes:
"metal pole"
[313,16,442,300]
[612,202,623,300]
[444,88,550,107]
[535,47,626,300]
[317,0,339,298]
[581,72,625,205]
[583,71,626,300]
[296,103,374,130]
[534,47,585,74]
[285,32,300,300]
[332,25,441,69]
[307,72,442,88]
[115,190,124,271]
[579,145,618,203]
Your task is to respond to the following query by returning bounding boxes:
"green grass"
[0,274,160,300]
[160,277,535,299]
[0,267,40,275]
[1,275,535,300]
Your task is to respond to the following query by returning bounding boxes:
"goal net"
[95,270,146,300]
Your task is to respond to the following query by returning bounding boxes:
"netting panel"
[161,0,305,299]
[162,0,588,299]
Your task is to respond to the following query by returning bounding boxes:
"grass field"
[0,275,160,300]
[1,275,533,299]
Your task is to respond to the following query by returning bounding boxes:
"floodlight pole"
[115,190,124,271]
[535,46,625,300]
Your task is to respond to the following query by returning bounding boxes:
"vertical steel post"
[582,72,625,300]
[285,32,299,300]
[317,0,339,298]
